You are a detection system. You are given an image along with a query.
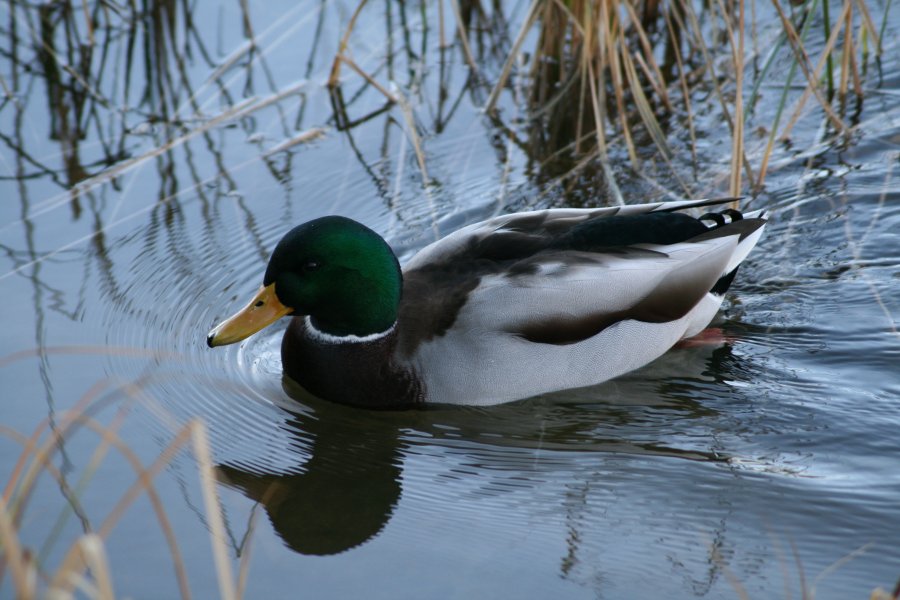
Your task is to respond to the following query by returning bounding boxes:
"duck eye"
[303,259,320,273]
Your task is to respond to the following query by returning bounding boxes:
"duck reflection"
[216,382,404,556]
[217,336,747,560]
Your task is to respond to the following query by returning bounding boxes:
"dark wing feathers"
[653,196,744,213]
[687,217,766,243]
[550,212,708,250]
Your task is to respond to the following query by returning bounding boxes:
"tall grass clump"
[328,0,885,198]
[486,0,882,195]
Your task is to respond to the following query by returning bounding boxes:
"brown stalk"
[337,55,399,103]
[730,0,746,198]
[235,508,260,600]
[448,0,479,74]
[852,0,882,54]
[77,415,193,599]
[48,421,195,595]
[1,424,63,505]
[263,127,328,157]
[684,0,756,189]
[586,17,625,205]
[68,534,115,600]
[810,543,875,596]
[573,0,591,153]
[485,0,542,113]
[773,0,850,143]
[605,13,639,167]
[845,2,864,99]
[619,0,671,109]
[587,61,608,159]
[620,42,693,197]
[770,0,848,133]
[4,379,112,521]
[709,0,751,195]
[839,1,853,100]
[664,4,698,166]
[848,25,863,99]
[0,493,34,598]
[328,0,370,87]
[391,88,430,184]
[191,420,238,600]
[632,50,671,111]
[79,0,94,46]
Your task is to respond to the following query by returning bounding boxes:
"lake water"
[2,1,899,598]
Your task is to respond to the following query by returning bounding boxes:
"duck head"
[207,216,402,346]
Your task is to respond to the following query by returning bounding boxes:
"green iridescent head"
[207,216,401,346]
[264,216,401,336]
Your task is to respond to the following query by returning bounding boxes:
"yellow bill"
[207,283,293,347]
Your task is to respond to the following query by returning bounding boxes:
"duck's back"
[396,199,766,405]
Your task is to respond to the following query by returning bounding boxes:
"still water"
[2,1,899,598]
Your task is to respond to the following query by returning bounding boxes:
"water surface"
[2,2,899,598]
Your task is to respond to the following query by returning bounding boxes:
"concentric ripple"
[97,207,314,471]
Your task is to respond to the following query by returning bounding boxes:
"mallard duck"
[207,198,766,408]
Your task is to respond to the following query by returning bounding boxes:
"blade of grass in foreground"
[0,345,244,599]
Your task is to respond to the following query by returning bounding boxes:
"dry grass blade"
[485,0,542,113]
[70,80,307,195]
[191,420,237,600]
[1,423,63,506]
[76,415,193,599]
[619,44,693,197]
[755,0,823,187]
[664,5,698,166]
[853,0,883,54]
[730,0,746,197]
[235,506,261,600]
[678,0,752,185]
[845,3,864,99]
[776,0,851,143]
[66,534,115,600]
[678,1,729,115]
[586,60,625,206]
[0,493,35,599]
[770,0,848,134]
[448,0,479,74]
[328,0,370,87]
[585,33,606,161]
[809,542,874,596]
[337,56,399,103]
[605,13,639,167]
[618,0,671,109]
[0,347,257,599]
[839,2,853,99]
[394,89,431,184]
[44,422,192,595]
[5,380,113,522]
[37,407,131,564]
[34,408,237,599]
[0,346,176,369]
[620,46,670,161]
[263,128,328,157]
